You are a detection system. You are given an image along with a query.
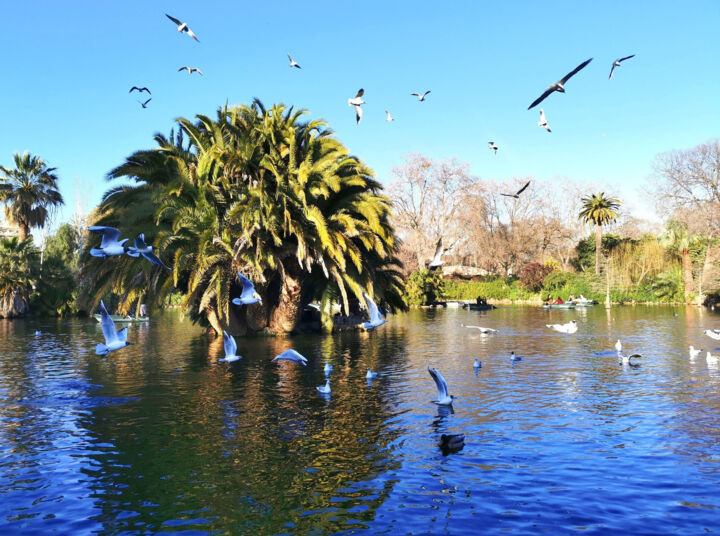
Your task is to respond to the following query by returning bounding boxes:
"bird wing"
[273,349,308,364]
[116,327,128,343]
[237,272,256,300]
[428,367,449,400]
[178,66,189,72]
[500,193,516,197]
[354,105,363,124]
[410,93,420,97]
[165,14,182,25]
[528,87,555,110]
[142,98,152,106]
[355,88,364,98]
[619,54,635,63]
[223,330,237,358]
[608,63,616,80]
[423,91,431,97]
[515,180,531,196]
[141,251,170,270]
[129,86,140,93]
[559,57,593,84]
[186,29,200,42]
[195,69,204,75]
[89,226,121,247]
[431,237,443,264]
[141,87,151,94]
[99,301,118,344]
[287,53,293,63]
[364,293,381,323]
[133,233,146,250]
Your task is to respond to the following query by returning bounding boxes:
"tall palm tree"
[578,192,621,275]
[659,220,694,301]
[0,237,36,317]
[0,153,64,241]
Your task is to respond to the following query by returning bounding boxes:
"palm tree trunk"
[595,224,602,275]
[268,273,303,333]
[681,248,694,301]
[18,223,29,242]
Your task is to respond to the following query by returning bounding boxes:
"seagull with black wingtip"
[528,58,593,110]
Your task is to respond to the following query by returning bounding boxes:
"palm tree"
[0,237,37,317]
[659,220,694,301]
[0,153,64,241]
[578,192,621,275]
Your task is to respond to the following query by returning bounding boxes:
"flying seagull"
[608,55,635,80]
[528,58,593,109]
[348,88,365,124]
[232,272,261,306]
[385,110,394,122]
[428,237,445,270]
[546,320,578,334]
[165,14,200,42]
[138,98,152,109]
[130,233,170,270]
[316,379,331,394]
[500,180,531,199]
[538,109,551,132]
[272,349,308,366]
[488,141,498,155]
[411,91,431,101]
[366,368,378,380]
[129,86,151,95]
[287,53,301,69]
[363,293,386,330]
[89,226,132,258]
[219,330,242,363]
[461,324,497,334]
[95,300,129,355]
[428,366,454,405]
[178,66,203,75]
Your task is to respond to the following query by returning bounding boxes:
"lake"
[2,305,720,534]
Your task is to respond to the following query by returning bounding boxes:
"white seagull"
[615,340,622,353]
[689,346,702,359]
[348,88,365,124]
[232,272,261,306]
[219,330,242,362]
[323,361,333,375]
[618,352,642,365]
[385,110,394,122]
[272,349,308,366]
[178,66,203,75]
[473,358,482,369]
[165,14,200,42]
[707,351,719,365]
[95,300,129,355]
[538,109,551,132]
[428,367,454,405]
[427,237,445,270]
[411,91,431,101]
[363,293,386,330]
[366,368,378,380]
[461,324,497,334]
[528,58,593,109]
[547,320,578,334]
[510,351,522,362]
[608,55,635,80]
[316,380,331,394]
[287,53,301,69]
[488,141,498,155]
[704,329,720,340]
[130,233,170,270]
[89,226,132,258]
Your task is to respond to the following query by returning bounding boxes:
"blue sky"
[1,0,719,229]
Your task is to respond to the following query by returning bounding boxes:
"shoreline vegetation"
[1,103,719,330]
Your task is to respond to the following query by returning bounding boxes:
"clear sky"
[1,0,719,230]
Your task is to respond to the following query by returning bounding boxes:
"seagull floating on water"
[615,340,622,353]
[287,53,301,69]
[428,367,454,405]
[131,233,170,269]
[366,368,378,380]
[707,351,719,365]
[473,358,482,369]
[95,300,129,355]
[363,293,386,330]
[178,66,203,75]
[488,141,498,155]
[232,273,261,306]
[129,86,151,95]
[428,237,445,270]
[461,324,497,334]
[316,379,331,394]
[438,433,465,452]
[689,346,702,358]
[323,362,333,375]
[89,226,132,258]
[608,55,635,80]
[546,320,578,334]
[618,352,642,365]
[500,180,531,199]
[385,110,394,122]
[528,58,593,110]
[165,14,200,42]
[411,91,431,101]
[510,351,522,362]
[219,330,242,362]
[704,329,720,340]
[538,109,551,132]
[272,349,308,366]
[348,88,365,124]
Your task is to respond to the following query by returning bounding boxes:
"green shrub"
[403,269,445,307]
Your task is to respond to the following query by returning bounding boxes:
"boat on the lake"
[93,314,150,323]
[463,303,497,311]
[542,303,576,309]
[572,299,597,307]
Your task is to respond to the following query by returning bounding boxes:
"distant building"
[0,212,20,238]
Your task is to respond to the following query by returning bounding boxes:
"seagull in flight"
[363,293,386,330]
[488,141,498,155]
[500,180,531,199]
[427,237,445,270]
[385,110,394,122]
[178,66,203,75]
[287,53,301,69]
[129,86,151,95]
[165,14,200,42]
[89,226,132,258]
[272,349,308,366]
[219,331,242,362]
[95,300,129,355]
[411,91,431,101]
[528,58,593,109]
[538,109,551,132]
[546,320,578,334]
[428,367,454,405]
[138,98,152,109]
[348,88,365,124]
[461,324,497,334]
[608,55,635,80]
[130,233,170,270]
[232,273,261,306]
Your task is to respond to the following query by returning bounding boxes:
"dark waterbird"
[129,86,151,94]
[438,433,465,453]
[528,58,593,109]
[500,180,531,199]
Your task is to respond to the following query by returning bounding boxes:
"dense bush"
[519,263,554,292]
[442,277,535,301]
[403,269,446,306]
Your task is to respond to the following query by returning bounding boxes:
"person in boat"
[139,303,148,318]
[545,293,553,304]
[578,294,586,302]
[568,294,575,302]
[476,296,487,306]
[553,296,564,305]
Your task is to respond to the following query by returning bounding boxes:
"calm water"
[2,305,720,534]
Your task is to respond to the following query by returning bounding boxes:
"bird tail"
[95,343,109,355]
[90,249,105,257]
